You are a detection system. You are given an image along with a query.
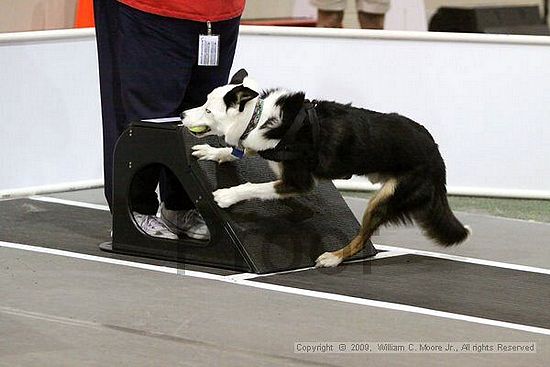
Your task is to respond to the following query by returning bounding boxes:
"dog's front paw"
[192,144,235,164]
[191,144,218,161]
[315,252,343,268]
[213,188,242,208]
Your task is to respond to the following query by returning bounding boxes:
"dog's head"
[180,69,260,138]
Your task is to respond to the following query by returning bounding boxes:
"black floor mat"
[0,199,237,275]
[254,255,550,329]
[4,197,549,330]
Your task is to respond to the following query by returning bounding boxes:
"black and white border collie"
[181,69,470,267]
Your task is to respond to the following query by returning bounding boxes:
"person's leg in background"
[95,0,165,217]
[114,3,211,239]
[116,5,241,240]
[357,0,390,29]
[95,0,174,237]
[93,0,125,211]
[94,0,177,238]
[159,16,241,240]
[311,0,346,28]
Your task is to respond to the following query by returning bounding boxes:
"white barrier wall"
[0,30,102,196]
[1,27,549,199]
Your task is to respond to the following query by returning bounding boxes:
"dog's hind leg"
[316,178,399,268]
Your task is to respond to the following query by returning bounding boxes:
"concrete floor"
[1,247,548,367]
[1,188,549,366]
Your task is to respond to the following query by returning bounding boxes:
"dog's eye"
[205,109,212,114]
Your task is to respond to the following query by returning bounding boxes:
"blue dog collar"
[231,147,245,159]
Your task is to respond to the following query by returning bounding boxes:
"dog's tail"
[413,185,471,246]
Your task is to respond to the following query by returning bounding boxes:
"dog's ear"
[277,92,306,122]
[224,85,259,112]
[282,92,305,111]
[229,69,248,85]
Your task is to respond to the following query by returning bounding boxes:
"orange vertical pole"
[75,0,95,28]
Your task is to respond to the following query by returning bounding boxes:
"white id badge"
[198,34,219,66]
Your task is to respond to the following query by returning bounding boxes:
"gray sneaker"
[160,203,210,241]
[133,212,178,240]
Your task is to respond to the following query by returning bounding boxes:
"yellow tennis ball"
[189,126,208,133]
